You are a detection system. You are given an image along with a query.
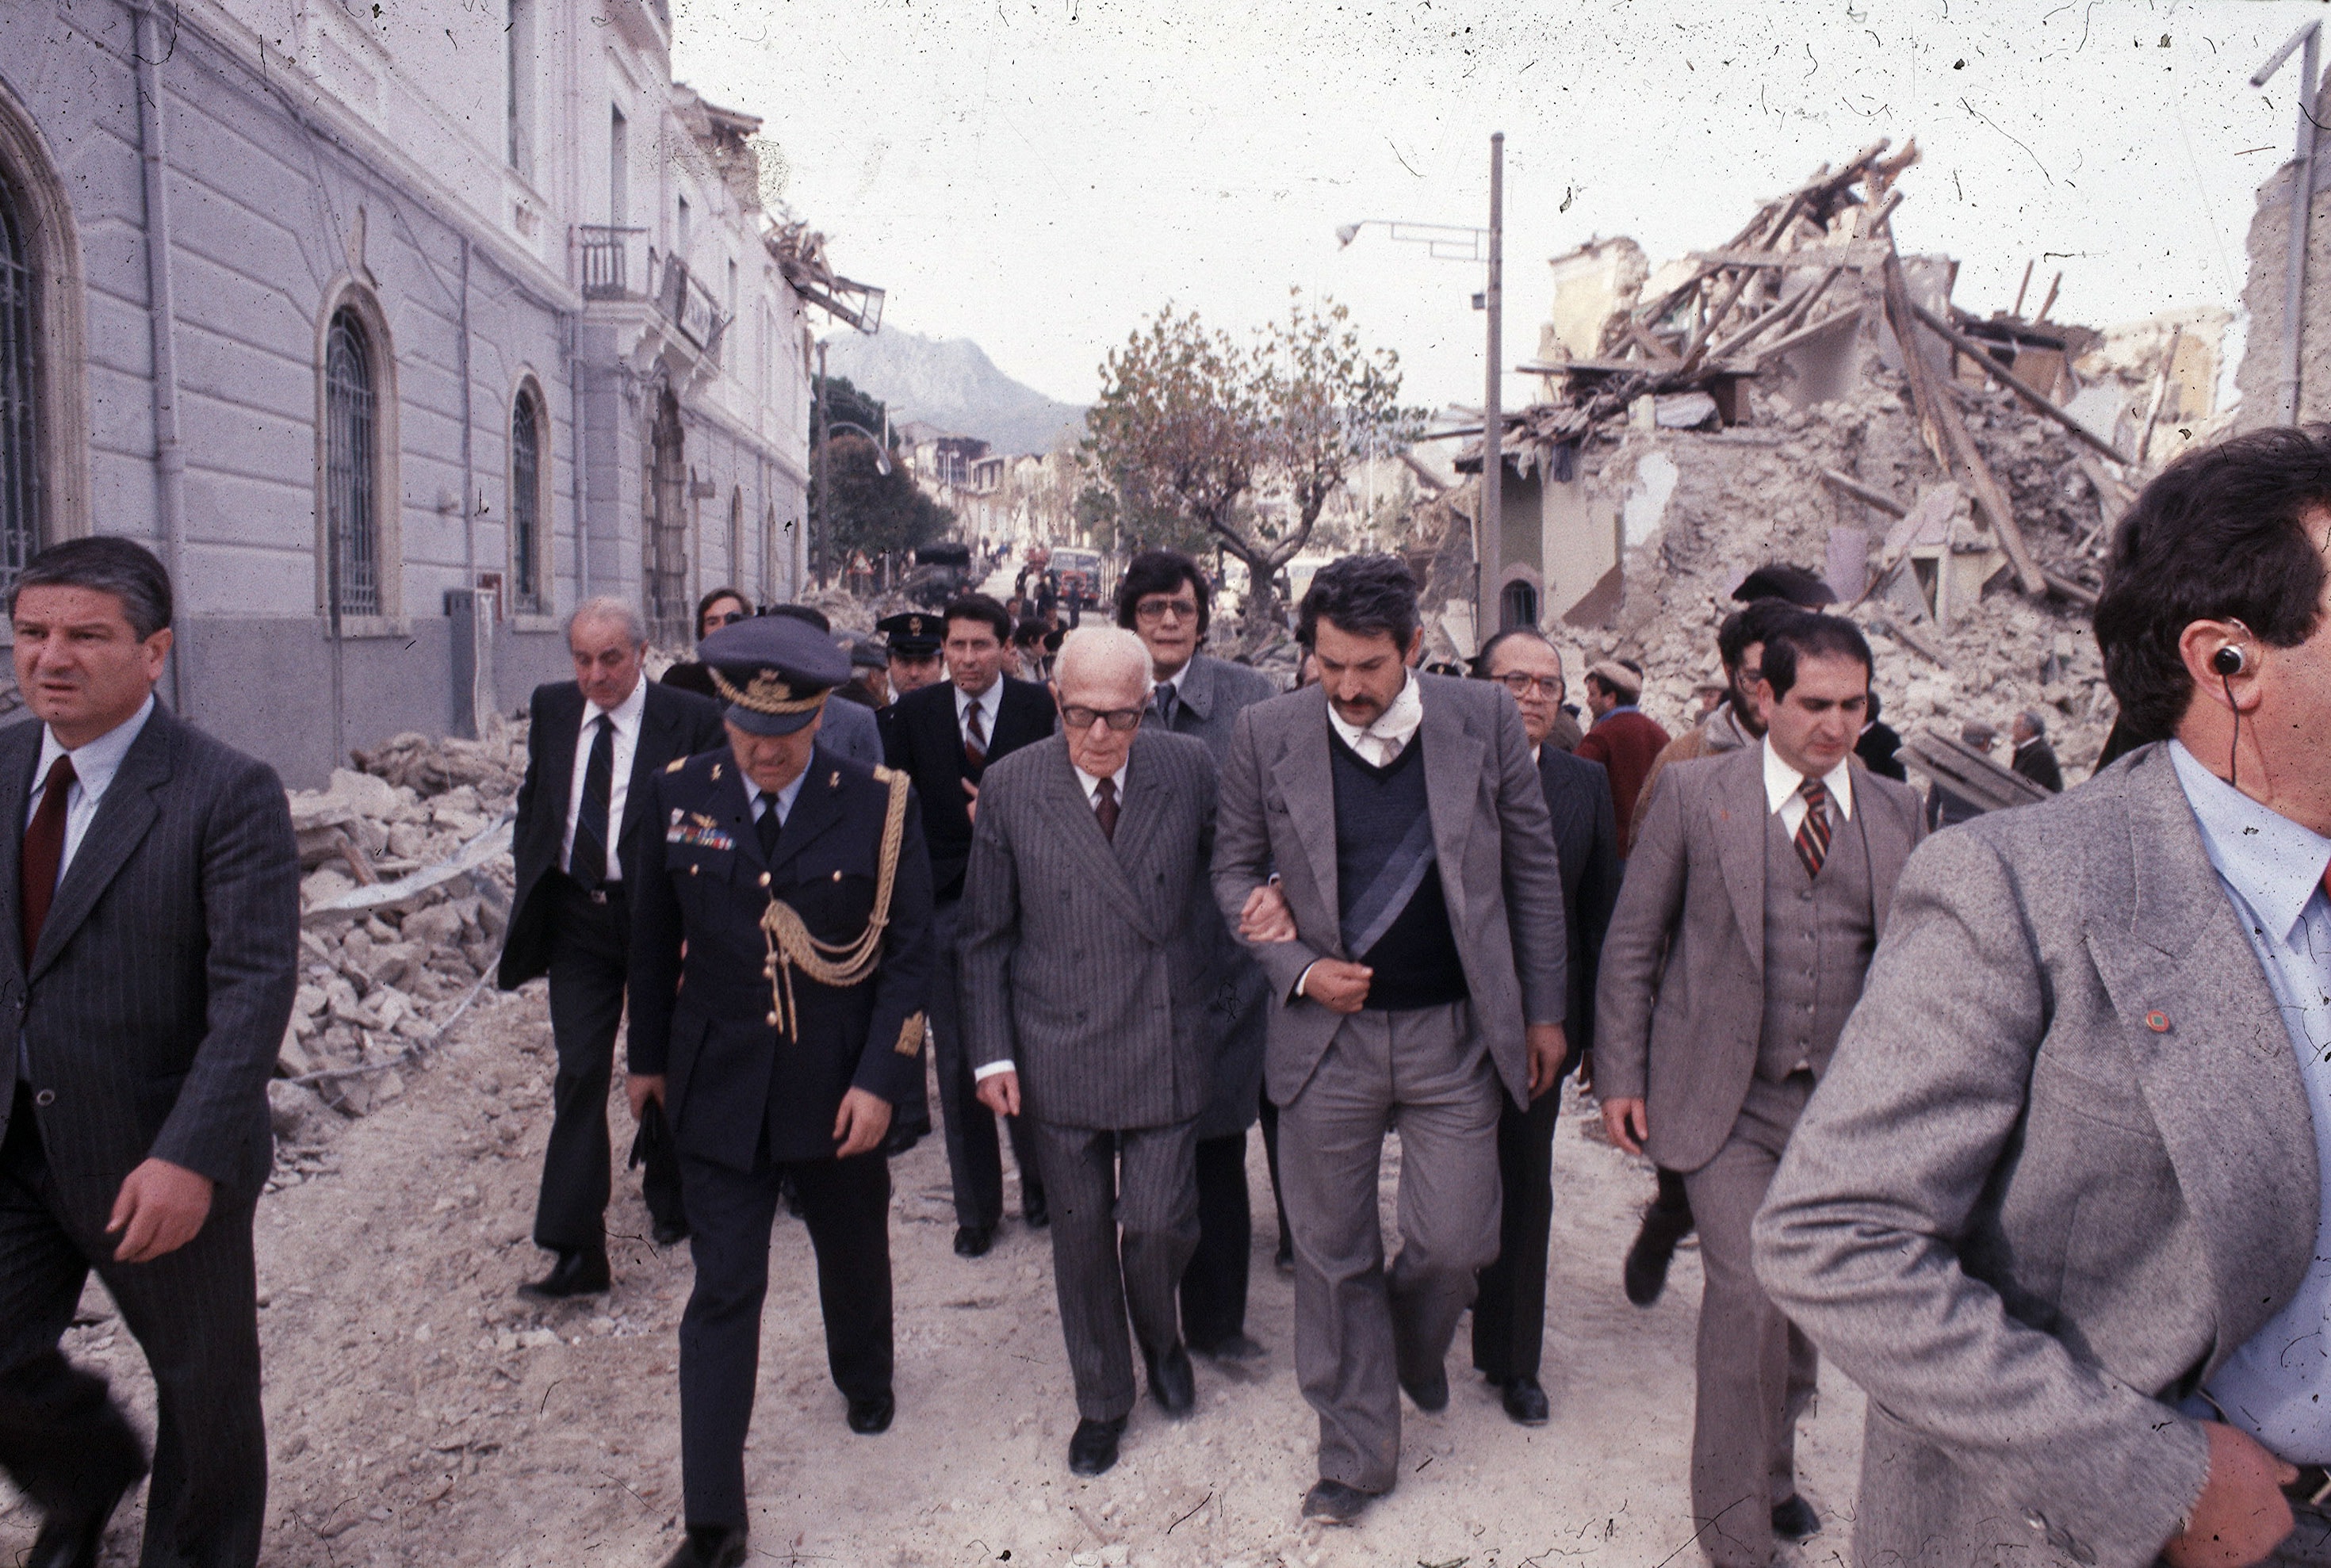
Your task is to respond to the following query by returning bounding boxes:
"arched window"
[1499,576,1539,633]
[511,386,543,611]
[0,175,37,589]
[323,308,379,617]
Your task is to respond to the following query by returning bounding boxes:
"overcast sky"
[670,0,2318,415]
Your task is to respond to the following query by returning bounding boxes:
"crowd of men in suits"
[6,423,2331,1568]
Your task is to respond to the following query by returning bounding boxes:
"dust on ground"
[10,985,1864,1568]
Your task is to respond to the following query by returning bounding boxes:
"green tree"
[815,373,895,450]
[1083,291,1417,633]
[814,432,952,560]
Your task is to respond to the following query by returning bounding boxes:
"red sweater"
[1575,708,1672,858]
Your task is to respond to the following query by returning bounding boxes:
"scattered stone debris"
[273,729,525,1146]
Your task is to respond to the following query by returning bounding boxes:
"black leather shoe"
[1300,1479,1377,1524]
[518,1247,610,1300]
[1498,1375,1550,1426]
[1067,1416,1126,1476]
[1191,1332,1266,1363]
[1772,1495,1821,1542]
[1623,1203,1694,1308]
[652,1217,691,1247]
[1399,1360,1449,1413]
[1147,1342,1196,1417]
[953,1225,994,1258]
[659,1524,748,1568]
[1022,1195,1050,1230]
[846,1391,894,1435]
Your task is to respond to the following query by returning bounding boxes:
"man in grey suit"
[1755,427,2331,1568]
[1596,611,1923,1568]
[1115,549,1282,1361]
[0,538,300,1568]
[1212,554,1567,1524]
[961,627,1222,1477]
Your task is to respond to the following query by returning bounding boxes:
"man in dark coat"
[500,597,724,1288]
[0,538,300,1568]
[883,594,1056,1255]
[1115,550,1282,1360]
[2010,709,2065,793]
[627,616,936,1568]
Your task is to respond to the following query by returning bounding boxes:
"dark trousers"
[1179,1131,1251,1348]
[927,897,1045,1230]
[1259,1090,1292,1252]
[1472,1081,1561,1383]
[536,879,682,1251]
[679,1148,893,1529]
[0,1092,265,1568]
[1029,1119,1199,1421]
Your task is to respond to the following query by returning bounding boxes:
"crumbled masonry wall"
[2237,158,2331,430]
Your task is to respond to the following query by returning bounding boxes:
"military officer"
[626,616,937,1568]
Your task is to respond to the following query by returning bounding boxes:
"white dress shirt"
[1326,668,1423,768]
[561,677,647,881]
[955,679,1002,751]
[1762,737,1854,838]
[26,694,157,888]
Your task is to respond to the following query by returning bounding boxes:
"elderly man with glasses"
[959,626,1227,1477]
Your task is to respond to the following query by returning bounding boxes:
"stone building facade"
[0,0,837,784]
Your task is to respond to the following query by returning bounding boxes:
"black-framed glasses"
[1134,597,1200,625]
[1060,704,1144,732]
[1493,671,1564,700]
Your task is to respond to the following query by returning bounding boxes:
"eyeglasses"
[1059,705,1144,732]
[1134,597,1200,625]
[1492,672,1564,700]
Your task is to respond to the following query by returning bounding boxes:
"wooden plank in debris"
[1899,729,2053,815]
[1709,266,1843,361]
[1819,468,1908,518]
[304,817,515,928]
[1754,304,1864,364]
[1686,239,1891,272]
[1907,300,2134,465]
[1881,249,2048,595]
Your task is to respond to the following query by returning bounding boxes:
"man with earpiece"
[1755,425,2331,1568]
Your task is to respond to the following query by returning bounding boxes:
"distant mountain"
[822,330,1086,457]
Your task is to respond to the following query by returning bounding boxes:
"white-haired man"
[498,596,725,1295]
[959,626,1225,1477]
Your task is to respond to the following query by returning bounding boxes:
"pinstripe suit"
[0,702,300,1568]
[959,731,1222,1419]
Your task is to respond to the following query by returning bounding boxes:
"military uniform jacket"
[626,744,937,1169]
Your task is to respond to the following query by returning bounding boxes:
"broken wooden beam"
[1906,300,2135,465]
[2042,571,2099,609]
[1820,468,1909,518]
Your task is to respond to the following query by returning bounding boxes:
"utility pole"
[813,338,829,587]
[1480,131,1504,636]
[2254,21,2323,426]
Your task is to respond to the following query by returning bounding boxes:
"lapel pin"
[2145,1011,2171,1033]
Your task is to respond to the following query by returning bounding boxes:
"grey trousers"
[1028,1118,1200,1421]
[1277,1001,1502,1494]
[1682,1071,1820,1568]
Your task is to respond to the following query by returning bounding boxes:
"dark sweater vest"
[1329,732,1468,1012]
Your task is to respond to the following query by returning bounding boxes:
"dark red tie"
[1793,778,1832,878]
[963,702,987,772]
[1093,776,1120,843]
[22,756,75,962]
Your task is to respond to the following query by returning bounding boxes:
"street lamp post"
[1338,131,1507,641]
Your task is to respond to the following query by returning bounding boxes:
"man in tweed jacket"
[960,627,1223,1479]
[0,538,299,1568]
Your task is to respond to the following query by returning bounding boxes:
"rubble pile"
[270,729,526,1143]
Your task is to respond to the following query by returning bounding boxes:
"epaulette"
[871,763,898,784]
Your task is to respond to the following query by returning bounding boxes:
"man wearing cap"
[627,616,936,1568]
[1575,659,1670,857]
[835,638,890,710]
[876,612,947,708]
[500,597,725,1293]
[761,606,882,769]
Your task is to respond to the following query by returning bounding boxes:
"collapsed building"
[1424,139,2231,776]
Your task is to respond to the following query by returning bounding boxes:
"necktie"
[963,700,988,771]
[1152,682,1176,728]
[571,714,614,888]
[1793,777,1832,878]
[21,755,75,963]
[756,795,783,861]
[1093,776,1120,843]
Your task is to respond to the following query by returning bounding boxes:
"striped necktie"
[1794,777,1832,878]
[963,699,987,771]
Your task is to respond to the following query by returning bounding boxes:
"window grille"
[323,309,380,618]
[0,184,39,592]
